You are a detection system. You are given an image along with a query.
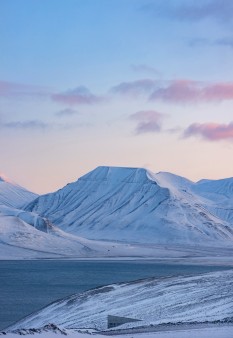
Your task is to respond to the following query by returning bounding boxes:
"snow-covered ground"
[8,270,233,331]
[2,324,233,338]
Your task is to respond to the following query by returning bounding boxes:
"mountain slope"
[1,203,156,259]
[25,166,233,246]
[9,270,233,330]
[0,175,37,208]
[2,169,217,259]
[191,177,233,223]
[0,203,171,260]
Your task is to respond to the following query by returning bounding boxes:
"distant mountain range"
[1,166,233,259]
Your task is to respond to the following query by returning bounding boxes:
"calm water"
[0,260,230,330]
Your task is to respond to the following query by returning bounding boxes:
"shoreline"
[1,256,233,267]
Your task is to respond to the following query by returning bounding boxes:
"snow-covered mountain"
[1,166,233,259]
[8,269,233,330]
[1,203,157,259]
[0,175,37,208]
[0,173,144,259]
[24,166,233,246]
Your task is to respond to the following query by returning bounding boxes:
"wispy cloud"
[143,0,233,24]
[0,120,49,130]
[183,121,233,141]
[0,119,89,132]
[150,80,199,103]
[130,110,164,134]
[150,80,233,103]
[189,37,233,48]
[188,38,212,47]
[0,80,49,98]
[215,37,233,47]
[0,80,103,107]
[131,64,161,77]
[55,108,79,117]
[111,79,158,98]
[52,86,102,105]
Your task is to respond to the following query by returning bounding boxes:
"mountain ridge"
[0,174,38,208]
[1,166,233,259]
[24,166,233,245]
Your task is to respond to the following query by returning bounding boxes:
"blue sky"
[1,0,233,193]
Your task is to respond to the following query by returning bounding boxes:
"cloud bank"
[184,122,233,141]
[150,80,233,103]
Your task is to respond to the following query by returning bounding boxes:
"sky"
[1,0,233,194]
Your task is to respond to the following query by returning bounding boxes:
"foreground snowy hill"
[9,270,233,330]
[3,325,233,338]
[25,166,233,246]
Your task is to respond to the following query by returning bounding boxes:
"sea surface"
[0,260,230,330]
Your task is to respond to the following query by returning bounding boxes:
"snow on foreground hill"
[8,270,233,331]
[25,166,233,246]
[0,325,233,338]
[2,325,233,338]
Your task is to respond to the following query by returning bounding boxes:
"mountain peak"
[0,173,13,184]
[80,166,149,183]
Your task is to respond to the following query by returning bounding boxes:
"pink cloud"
[150,80,233,103]
[112,78,233,103]
[111,79,157,97]
[203,83,233,100]
[130,110,164,134]
[52,86,101,105]
[150,80,199,103]
[184,122,233,141]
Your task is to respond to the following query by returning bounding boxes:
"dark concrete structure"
[107,315,140,329]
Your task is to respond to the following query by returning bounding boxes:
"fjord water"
[0,260,230,330]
